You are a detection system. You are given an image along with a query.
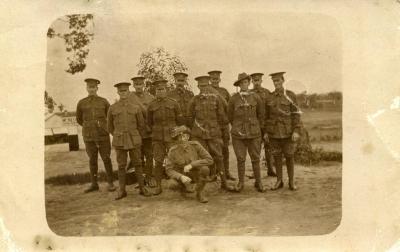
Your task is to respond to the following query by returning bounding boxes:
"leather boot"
[224,152,236,181]
[196,180,208,203]
[209,164,217,182]
[136,169,152,197]
[271,155,284,191]
[286,156,298,191]
[234,161,245,192]
[265,149,276,177]
[115,168,127,200]
[153,163,163,195]
[217,160,235,191]
[104,161,116,192]
[252,161,266,192]
[84,165,99,193]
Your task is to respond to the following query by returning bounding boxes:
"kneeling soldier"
[107,82,152,200]
[165,126,212,203]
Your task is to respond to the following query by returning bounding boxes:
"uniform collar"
[135,92,144,97]
[274,88,284,96]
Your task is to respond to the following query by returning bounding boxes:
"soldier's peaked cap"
[194,75,210,85]
[114,82,131,88]
[173,72,188,78]
[84,78,100,85]
[250,73,264,78]
[233,72,251,86]
[131,76,145,82]
[171,125,191,138]
[208,70,222,76]
[269,72,286,78]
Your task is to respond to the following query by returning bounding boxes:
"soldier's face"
[155,88,167,98]
[252,78,262,88]
[178,133,190,142]
[175,78,186,88]
[210,77,220,87]
[198,83,208,93]
[118,88,130,99]
[272,77,284,90]
[133,83,144,93]
[86,84,98,96]
[239,79,250,91]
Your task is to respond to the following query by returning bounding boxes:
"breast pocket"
[94,104,106,119]
[112,110,123,125]
[127,109,137,126]
[165,103,176,120]
[279,99,291,114]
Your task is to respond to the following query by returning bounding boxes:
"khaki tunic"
[107,99,145,149]
[228,92,264,139]
[165,141,213,180]
[265,89,301,139]
[76,95,110,142]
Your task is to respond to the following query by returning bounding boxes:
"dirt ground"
[45,146,341,236]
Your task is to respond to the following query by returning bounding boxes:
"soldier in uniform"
[264,72,301,191]
[208,70,236,181]
[165,125,213,203]
[167,72,194,126]
[187,76,234,191]
[131,76,156,186]
[228,73,266,192]
[76,78,116,193]
[148,79,184,195]
[107,82,152,200]
[250,73,277,177]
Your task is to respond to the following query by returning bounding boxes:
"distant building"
[45,111,80,150]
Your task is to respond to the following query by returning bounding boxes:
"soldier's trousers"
[191,166,209,196]
[270,138,296,182]
[222,138,231,176]
[141,137,154,177]
[84,140,113,185]
[192,138,225,179]
[263,141,274,172]
[174,165,209,191]
[115,146,144,192]
[232,137,262,184]
[152,141,174,183]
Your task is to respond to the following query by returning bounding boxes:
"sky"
[46,12,342,111]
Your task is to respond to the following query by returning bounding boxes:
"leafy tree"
[58,103,65,112]
[45,91,56,113]
[47,14,94,74]
[137,47,189,93]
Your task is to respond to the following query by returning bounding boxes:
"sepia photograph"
[3,0,400,251]
[44,12,342,236]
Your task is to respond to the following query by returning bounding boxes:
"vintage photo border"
[1,1,400,251]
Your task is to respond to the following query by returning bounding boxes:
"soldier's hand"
[183,164,193,173]
[292,132,300,142]
[180,175,192,184]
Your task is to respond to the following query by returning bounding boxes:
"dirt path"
[45,160,341,236]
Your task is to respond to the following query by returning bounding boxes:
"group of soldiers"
[76,70,302,203]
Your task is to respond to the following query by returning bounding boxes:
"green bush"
[294,146,342,165]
